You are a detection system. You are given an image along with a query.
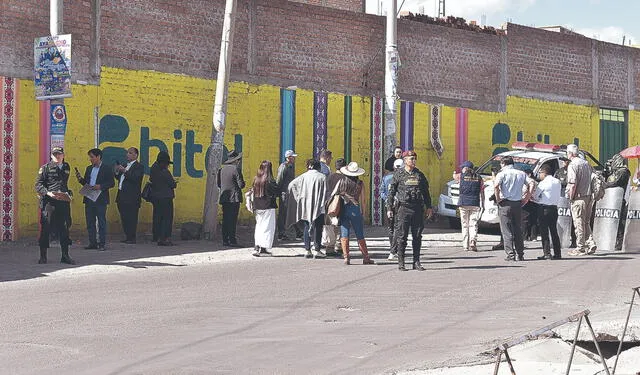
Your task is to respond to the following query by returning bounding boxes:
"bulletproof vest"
[402,172,423,204]
[43,162,70,192]
[458,172,481,207]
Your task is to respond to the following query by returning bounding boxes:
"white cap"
[393,159,404,169]
[284,150,297,158]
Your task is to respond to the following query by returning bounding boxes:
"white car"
[437,142,602,228]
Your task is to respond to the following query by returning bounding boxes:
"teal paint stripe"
[344,96,352,163]
[280,89,296,162]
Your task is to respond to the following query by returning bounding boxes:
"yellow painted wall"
[14,68,608,238]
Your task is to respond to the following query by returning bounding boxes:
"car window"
[539,159,559,178]
[476,155,537,175]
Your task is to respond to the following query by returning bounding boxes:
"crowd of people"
[34,141,633,267]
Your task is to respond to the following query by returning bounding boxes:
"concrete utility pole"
[384,0,399,156]
[50,0,63,36]
[203,0,237,240]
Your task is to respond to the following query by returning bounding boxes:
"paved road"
[1,227,639,374]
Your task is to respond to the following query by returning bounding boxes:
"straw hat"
[340,161,365,176]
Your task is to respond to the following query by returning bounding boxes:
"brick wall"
[287,0,364,13]
[3,0,640,110]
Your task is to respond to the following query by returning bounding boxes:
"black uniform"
[35,161,75,264]
[387,167,432,270]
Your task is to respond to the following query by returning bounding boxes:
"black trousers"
[498,200,524,258]
[152,198,174,241]
[39,200,71,249]
[385,200,397,254]
[537,204,561,257]
[221,202,240,244]
[277,194,303,238]
[303,214,325,251]
[393,204,424,263]
[118,201,140,241]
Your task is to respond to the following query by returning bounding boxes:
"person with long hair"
[150,151,177,246]
[337,162,375,265]
[252,160,279,256]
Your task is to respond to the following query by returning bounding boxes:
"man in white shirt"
[115,147,144,244]
[494,156,529,261]
[532,165,562,260]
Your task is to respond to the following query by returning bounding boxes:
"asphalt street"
[1,226,639,375]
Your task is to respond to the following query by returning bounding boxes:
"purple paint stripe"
[401,101,414,150]
[313,92,328,157]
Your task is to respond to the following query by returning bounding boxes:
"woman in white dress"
[252,160,279,257]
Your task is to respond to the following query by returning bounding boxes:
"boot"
[341,238,350,265]
[398,250,407,271]
[413,261,426,271]
[38,247,47,264]
[60,245,76,265]
[357,239,375,265]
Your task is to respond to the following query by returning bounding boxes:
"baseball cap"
[402,150,417,158]
[393,159,404,169]
[460,161,474,169]
[51,147,64,154]
[284,150,297,158]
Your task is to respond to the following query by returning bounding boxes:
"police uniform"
[35,151,75,264]
[387,161,432,271]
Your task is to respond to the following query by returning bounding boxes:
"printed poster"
[34,34,72,100]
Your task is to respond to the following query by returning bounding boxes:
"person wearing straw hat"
[387,150,433,271]
[336,161,375,265]
[217,150,245,247]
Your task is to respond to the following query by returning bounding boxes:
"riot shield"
[592,187,624,252]
[622,190,640,253]
[556,197,573,248]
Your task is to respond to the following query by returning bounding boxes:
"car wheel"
[448,217,461,229]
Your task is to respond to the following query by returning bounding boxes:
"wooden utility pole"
[202,0,237,240]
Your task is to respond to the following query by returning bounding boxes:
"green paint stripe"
[344,95,352,163]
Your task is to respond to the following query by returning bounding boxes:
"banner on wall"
[34,34,72,100]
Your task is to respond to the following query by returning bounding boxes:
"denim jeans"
[340,203,365,240]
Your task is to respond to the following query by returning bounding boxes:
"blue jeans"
[340,203,365,240]
[85,202,107,245]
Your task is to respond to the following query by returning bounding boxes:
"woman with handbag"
[251,160,279,257]
[336,162,375,265]
[150,151,177,246]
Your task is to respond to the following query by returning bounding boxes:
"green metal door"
[599,109,628,164]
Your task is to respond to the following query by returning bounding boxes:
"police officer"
[35,147,76,264]
[387,150,433,271]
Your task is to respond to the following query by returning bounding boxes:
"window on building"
[599,108,625,122]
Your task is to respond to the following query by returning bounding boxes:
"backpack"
[591,172,605,202]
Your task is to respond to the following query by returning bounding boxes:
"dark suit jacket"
[150,162,176,199]
[79,163,115,205]
[115,161,144,206]
[217,163,245,203]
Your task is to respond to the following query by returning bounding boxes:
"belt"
[539,204,557,208]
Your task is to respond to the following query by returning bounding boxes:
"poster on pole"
[34,34,72,100]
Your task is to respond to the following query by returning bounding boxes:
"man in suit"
[115,147,144,244]
[217,150,245,247]
[75,148,115,251]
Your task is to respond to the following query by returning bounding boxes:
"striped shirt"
[567,157,592,199]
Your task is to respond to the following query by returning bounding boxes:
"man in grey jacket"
[217,150,245,247]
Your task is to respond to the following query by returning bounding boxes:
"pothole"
[572,340,640,359]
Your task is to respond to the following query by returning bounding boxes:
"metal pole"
[566,315,583,375]
[202,0,237,240]
[503,348,516,375]
[612,288,639,374]
[493,350,502,375]
[584,315,611,375]
[384,0,398,158]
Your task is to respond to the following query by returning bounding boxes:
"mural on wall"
[370,97,384,226]
[491,122,581,156]
[1,77,19,241]
[313,92,328,158]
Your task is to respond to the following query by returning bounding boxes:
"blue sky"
[365,0,640,45]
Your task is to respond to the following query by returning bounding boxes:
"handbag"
[326,180,343,217]
[141,182,152,202]
[245,189,255,213]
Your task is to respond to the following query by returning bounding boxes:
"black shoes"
[492,243,504,250]
[552,254,562,259]
[518,255,525,261]
[505,256,516,262]
[60,256,76,265]
[537,254,553,260]
[84,244,98,250]
[413,262,426,271]
[97,244,106,251]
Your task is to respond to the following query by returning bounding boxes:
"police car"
[437,142,603,228]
